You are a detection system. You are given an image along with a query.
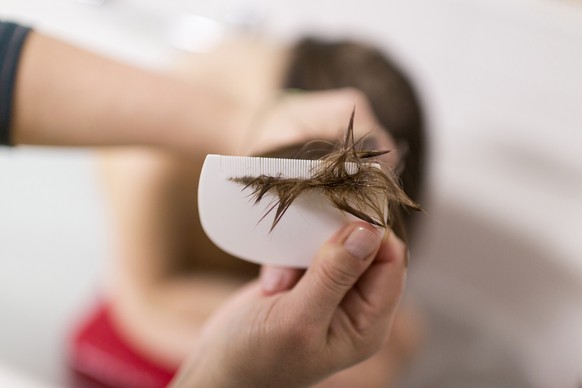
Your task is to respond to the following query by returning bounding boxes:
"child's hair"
[234,108,422,235]
[283,38,427,233]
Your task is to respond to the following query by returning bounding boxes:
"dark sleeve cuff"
[0,21,32,146]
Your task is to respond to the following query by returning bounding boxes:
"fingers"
[294,88,381,142]
[338,230,407,336]
[260,265,305,296]
[242,87,383,156]
[289,222,383,324]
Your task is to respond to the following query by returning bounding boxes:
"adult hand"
[231,88,398,166]
[171,222,407,387]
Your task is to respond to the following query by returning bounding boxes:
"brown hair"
[283,38,427,233]
[234,109,421,235]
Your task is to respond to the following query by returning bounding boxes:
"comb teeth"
[220,155,337,179]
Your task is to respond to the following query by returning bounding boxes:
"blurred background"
[1,0,581,387]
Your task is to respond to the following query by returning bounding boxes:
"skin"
[97,37,423,387]
[12,32,378,156]
[171,223,407,387]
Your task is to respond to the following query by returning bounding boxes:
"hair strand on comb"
[230,107,422,233]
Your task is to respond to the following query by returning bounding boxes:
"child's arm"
[98,148,253,369]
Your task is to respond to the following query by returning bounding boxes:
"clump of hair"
[230,108,422,233]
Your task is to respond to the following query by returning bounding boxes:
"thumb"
[290,222,383,323]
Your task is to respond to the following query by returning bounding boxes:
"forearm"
[12,31,244,154]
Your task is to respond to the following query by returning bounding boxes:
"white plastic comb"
[198,154,370,268]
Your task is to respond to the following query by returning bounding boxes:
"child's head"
[284,38,427,232]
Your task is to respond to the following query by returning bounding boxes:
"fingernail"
[261,268,284,293]
[344,226,382,260]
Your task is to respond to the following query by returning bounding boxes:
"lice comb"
[198,108,421,267]
[198,154,382,268]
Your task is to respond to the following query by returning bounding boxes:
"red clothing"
[69,303,176,388]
